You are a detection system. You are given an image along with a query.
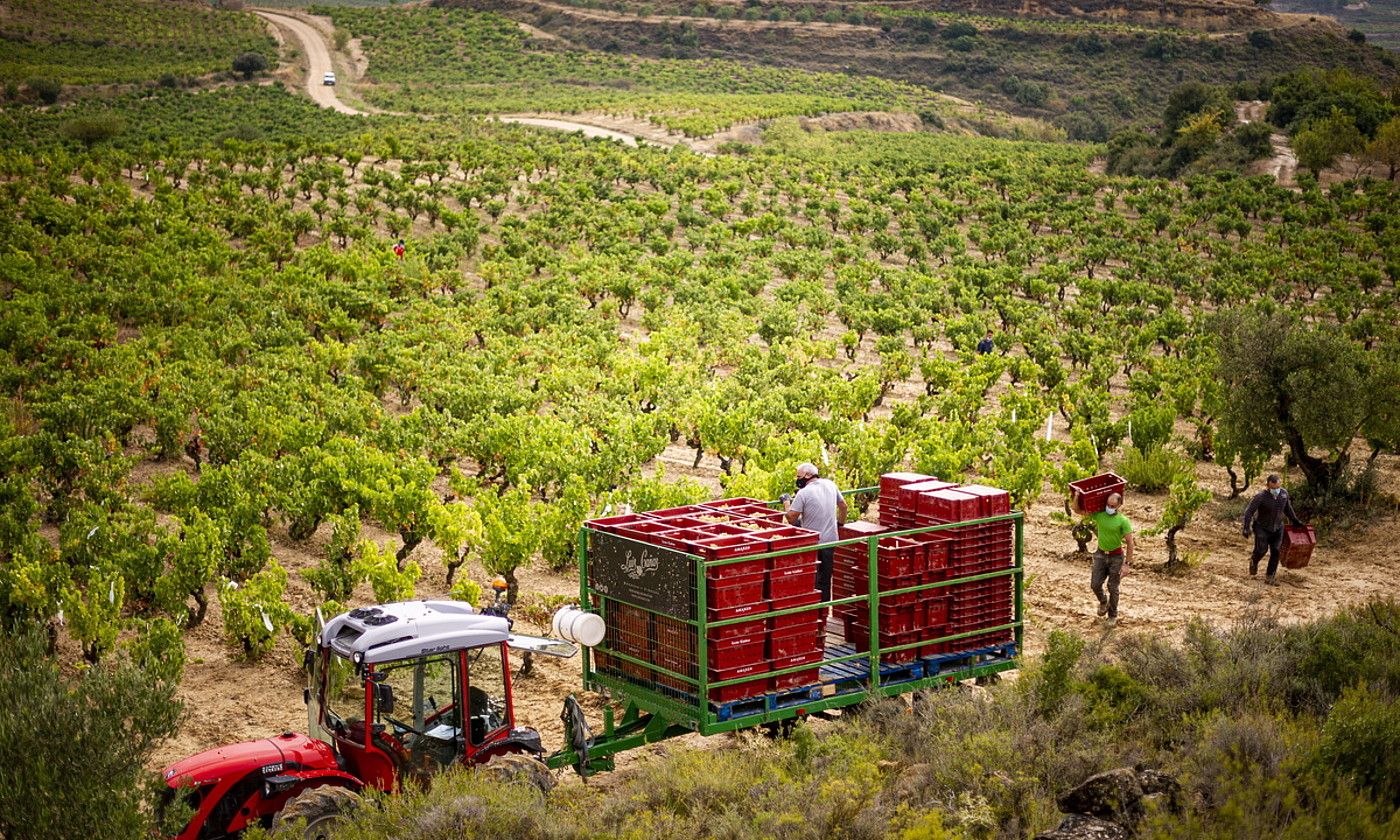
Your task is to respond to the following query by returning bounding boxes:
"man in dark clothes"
[1241,474,1305,586]
[976,331,994,354]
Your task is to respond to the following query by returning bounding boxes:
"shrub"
[59,115,127,147]
[1247,29,1274,49]
[1072,32,1107,54]
[1234,120,1273,160]
[0,628,181,840]
[1314,683,1400,807]
[26,77,61,105]
[1117,444,1191,492]
[942,21,977,39]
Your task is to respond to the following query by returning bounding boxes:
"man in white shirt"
[782,462,847,603]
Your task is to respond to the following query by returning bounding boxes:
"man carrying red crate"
[1072,490,1134,627]
[781,462,847,607]
[1241,474,1306,586]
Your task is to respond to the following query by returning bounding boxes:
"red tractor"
[161,599,574,838]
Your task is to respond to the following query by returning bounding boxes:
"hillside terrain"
[0,0,1398,837]
[438,0,1396,137]
[1272,0,1400,49]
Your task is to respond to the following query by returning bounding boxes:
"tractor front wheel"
[271,785,361,840]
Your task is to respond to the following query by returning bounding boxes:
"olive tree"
[1212,308,1395,494]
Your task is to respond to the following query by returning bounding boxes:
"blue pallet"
[711,684,823,721]
[819,644,927,689]
[922,642,1018,675]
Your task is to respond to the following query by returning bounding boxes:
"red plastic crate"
[768,625,824,659]
[692,535,768,578]
[898,479,959,514]
[586,512,654,532]
[877,536,923,577]
[918,488,981,522]
[924,596,951,627]
[708,662,771,703]
[768,562,818,600]
[753,525,821,570]
[879,472,933,501]
[657,528,707,552]
[707,635,767,670]
[707,573,766,609]
[723,504,786,523]
[707,600,768,623]
[1281,525,1316,569]
[768,590,822,633]
[1069,473,1126,514]
[773,667,822,691]
[839,520,889,537]
[770,649,824,690]
[701,497,769,511]
[649,504,714,519]
[613,520,676,545]
[691,521,752,538]
[958,484,1012,516]
[705,616,767,640]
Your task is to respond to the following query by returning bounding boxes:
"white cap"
[796,462,819,478]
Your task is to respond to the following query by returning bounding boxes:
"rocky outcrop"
[1033,767,1180,840]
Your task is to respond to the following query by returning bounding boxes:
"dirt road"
[1236,99,1297,185]
[255,10,363,116]
[255,8,678,148]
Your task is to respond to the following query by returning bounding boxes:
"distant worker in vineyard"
[1241,474,1305,586]
[1071,490,1133,627]
[393,238,406,260]
[976,330,995,355]
[782,462,847,607]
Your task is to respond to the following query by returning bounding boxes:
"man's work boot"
[1097,599,1109,617]
[1249,557,1259,576]
[1265,575,1279,587]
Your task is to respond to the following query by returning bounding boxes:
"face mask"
[795,477,810,490]
[1105,506,1117,515]
[1270,487,1281,497]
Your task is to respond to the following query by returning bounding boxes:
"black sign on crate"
[588,531,695,619]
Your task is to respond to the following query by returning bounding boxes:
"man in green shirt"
[1072,491,1134,627]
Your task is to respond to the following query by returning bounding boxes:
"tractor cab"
[161,600,573,840]
[309,600,547,789]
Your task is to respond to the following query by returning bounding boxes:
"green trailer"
[546,489,1024,775]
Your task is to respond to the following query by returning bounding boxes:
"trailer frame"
[546,487,1023,774]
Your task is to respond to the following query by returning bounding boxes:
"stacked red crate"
[911,483,1014,651]
[585,499,825,704]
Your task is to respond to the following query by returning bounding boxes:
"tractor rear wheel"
[480,753,556,794]
[271,785,361,840]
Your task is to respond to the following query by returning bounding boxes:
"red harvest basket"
[1068,473,1126,514]
[1280,525,1316,569]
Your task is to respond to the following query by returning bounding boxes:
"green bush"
[1117,444,1191,492]
[1314,683,1400,807]
[0,629,181,840]
[26,77,62,104]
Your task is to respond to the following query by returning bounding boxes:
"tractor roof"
[321,600,509,664]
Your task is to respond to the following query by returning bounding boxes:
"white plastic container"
[552,607,606,647]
